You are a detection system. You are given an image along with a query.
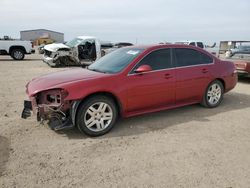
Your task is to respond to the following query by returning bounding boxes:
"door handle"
[164,73,173,79]
[202,68,208,73]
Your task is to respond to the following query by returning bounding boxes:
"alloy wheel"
[14,50,23,60]
[207,83,222,105]
[84,102,113,132]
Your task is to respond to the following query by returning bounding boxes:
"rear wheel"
[76,96,118,136]
[11,49,25,60]
[201,80,224,108]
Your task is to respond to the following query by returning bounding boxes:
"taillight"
[31,42,34,48]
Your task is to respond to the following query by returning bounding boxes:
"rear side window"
[189,42,195,46]
[200,53,213,64]
[197,42,204,48]
[174,48,213,67]
[132,49,172,71]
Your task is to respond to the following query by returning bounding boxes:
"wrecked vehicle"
[219,41,250,77]
[225,45,250,57]
[43,36,101,67]
[22,44,237,137]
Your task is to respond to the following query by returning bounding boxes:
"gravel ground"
[0,54,250,188]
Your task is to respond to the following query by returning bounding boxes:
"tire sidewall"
[11,49,24,60]
[204,80,224,108]
[76,96,118,136]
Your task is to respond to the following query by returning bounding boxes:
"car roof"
[127,44,202,50]
[77,36,97,40]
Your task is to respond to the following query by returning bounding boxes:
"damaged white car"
[43,36,101,67]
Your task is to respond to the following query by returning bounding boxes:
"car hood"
[27,68,104,96]
[44,43,70,52]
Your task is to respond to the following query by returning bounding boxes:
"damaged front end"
[21,89,75,130]
[43,48,80,67]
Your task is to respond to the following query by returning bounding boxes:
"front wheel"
[11,49,25,60]
[201,80,224,108]
[76,96,118,136]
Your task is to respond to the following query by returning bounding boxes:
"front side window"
[132,49,172,72]
[200,52,213,64]
[174,48,213,67]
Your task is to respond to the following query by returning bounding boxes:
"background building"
[20,29,64,45]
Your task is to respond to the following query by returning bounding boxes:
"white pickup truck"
[175,40,217,55]
[0,38,35,60]
[175,40,216,49]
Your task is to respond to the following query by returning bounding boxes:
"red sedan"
[22,44,237,136]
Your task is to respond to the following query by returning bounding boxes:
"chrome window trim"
[128,47,214,76]
[128,63,214,76]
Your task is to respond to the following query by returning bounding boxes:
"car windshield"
[88,48,144,74]
[66,38,84,47]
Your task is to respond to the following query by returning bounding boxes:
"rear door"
[125,48,176,112]
[173,48,214,104]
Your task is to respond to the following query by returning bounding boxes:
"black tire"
[201,80,224,108]
[76,96,118,136]
[48,59,62,68]
[11,49,25,60]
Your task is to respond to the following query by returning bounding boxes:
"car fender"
[69,90,124,126]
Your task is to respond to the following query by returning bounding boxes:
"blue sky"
[1,0,250,44]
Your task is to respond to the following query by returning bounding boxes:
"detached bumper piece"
[49,118,74,131]
[21,100,32,119]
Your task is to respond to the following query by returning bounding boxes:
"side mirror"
[134,65,152,73]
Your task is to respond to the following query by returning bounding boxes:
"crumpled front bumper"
[21,96,37,119]
[21,99,75,130]
[21,100,32,119]
[43,56,56,66]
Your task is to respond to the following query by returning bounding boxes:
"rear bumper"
[26,49,35,54]
[234,60,250,75]
[237,70,249,74]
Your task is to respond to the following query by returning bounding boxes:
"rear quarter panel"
[212,59,237,93]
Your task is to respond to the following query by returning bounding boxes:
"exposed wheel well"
[215,78,225,90]
[9,46,26,54]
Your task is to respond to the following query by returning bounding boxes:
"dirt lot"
[0,54,250,188]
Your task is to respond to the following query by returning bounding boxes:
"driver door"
[125,48,176,112]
